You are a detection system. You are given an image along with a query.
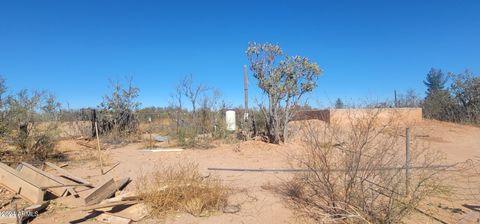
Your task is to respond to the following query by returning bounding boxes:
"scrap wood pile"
[0,161,145,224]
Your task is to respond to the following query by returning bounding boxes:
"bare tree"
[181,74,208,116]
[170,81,184,135]
[170,75,213,148]
[449,70,480,123]
[0,76,8,138]
[397,89,422,108]
[98,77,140,141]
[246,42,322,143]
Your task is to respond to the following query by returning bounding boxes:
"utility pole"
[394,90,398,108]
[244,64,249,119]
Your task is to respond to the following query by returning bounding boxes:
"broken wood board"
[111,203,149,222]
[77,201,139,211]
[102,162,121,175]
[21,201,49,223]
[84,178,130,206]
[0,162,44,204]
[44,162,93,187]
[55,195,85,208]
[96,213,132,224]
[40,183,91,190]
[100,192,139,204]
[43,162,69,171]
[16,162,68,196]
[139,148,184,152]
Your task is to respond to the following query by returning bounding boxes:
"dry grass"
[136,162,228,217]
[281,109,448,224]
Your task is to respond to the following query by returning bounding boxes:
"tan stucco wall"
[295,108,423,125]
[329,108,423,125]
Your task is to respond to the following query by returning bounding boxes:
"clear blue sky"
[1,0,479,109]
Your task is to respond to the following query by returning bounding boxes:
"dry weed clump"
[282,109,447,224]
[136,162,228,217]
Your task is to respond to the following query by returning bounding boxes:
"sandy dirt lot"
[4,119,478,224]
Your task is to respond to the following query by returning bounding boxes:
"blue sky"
[0,0,479,109]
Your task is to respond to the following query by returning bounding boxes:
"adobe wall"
[294,108,423,125]
[329,108,423,125]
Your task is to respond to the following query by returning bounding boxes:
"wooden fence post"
[95,122,104,175]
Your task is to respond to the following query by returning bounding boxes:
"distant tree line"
[333,68,479,125]
[423,68,480,124]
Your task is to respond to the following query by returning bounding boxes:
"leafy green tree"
[334,98,344,109]
[423,68,447,96]
[246,42,322,143]
[423,68,452,120]
[423,68,480,124]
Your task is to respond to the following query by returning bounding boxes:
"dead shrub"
[136,162,228,217]
[282,109,447,223]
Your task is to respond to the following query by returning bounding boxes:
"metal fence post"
[405,127,411,196]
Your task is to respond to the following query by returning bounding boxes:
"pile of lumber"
[0,161,143,224]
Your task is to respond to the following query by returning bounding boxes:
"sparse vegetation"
[97,77,141,143]
[246,42,322,143]
[281,110,447,223]
[136,162,229,217]
[423,69,480,124]
[168,75,229,148]
[0,76,62,161]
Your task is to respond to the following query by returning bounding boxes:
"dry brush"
[282,110,447,223]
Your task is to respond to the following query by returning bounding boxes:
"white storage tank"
[226,110,236,131]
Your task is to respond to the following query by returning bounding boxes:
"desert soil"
[6,119,479,224]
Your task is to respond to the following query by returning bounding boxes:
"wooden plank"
[140,148,184,152]
[100,192,139,204]
[457,211,480,224]
[18,163,87,197]
[96,213,132,224]
[43,162,68,171]
[44,162,93,187]
[17,163,67,196]
[66,187,79,197]
[84,178,130,206]
[103,162,121,175]
[95,122,104,175]
[0,162,44,204]
[40,183,91,190]
[21,201,49,222]
[113,203,149,222]
[84,179,115,206]
[77,201,139,211]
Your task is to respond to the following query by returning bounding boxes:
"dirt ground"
[3,119,478,224]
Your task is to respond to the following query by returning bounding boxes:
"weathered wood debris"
[0,161,141,224]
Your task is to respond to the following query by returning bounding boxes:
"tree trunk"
[267,94,276,143]
[283,113,289,143]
